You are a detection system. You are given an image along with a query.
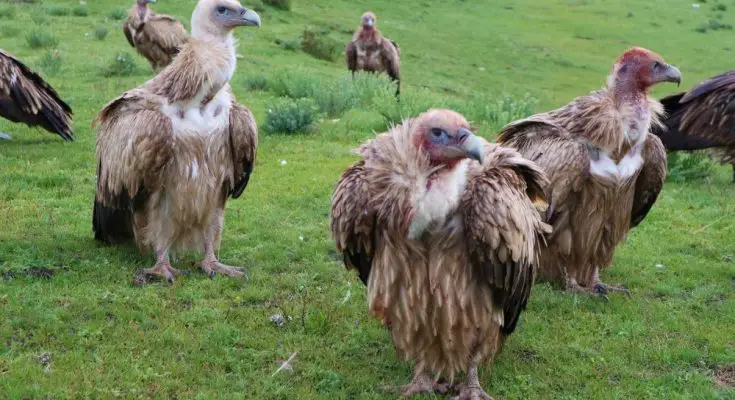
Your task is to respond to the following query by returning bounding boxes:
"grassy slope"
[1,0,734,398]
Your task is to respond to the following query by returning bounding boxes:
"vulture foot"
[141,263,180,283]
[450,384,493,400]
[593,282,631,299]
[380,373,451,396]
[0,132,12,140]
[200,261,246,279]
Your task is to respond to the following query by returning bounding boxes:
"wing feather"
[345,40,358,73]
[228,102,258,198]
[631,134,667,228]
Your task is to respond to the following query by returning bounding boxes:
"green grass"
[0,0,734,398]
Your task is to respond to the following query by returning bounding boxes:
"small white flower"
[692,3,700,9]
[280,160,287,166]
[298,235,304,241]
[655,264,665,269]
[478,67,486,71]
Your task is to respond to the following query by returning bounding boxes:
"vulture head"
[191,0,261,38]
[610,47,681,93]
[136,0,155,6]
[413,109,484,166]
[361,11,377,29]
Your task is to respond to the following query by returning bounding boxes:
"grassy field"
[1,0,734,398]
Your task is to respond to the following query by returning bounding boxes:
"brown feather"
[123,4,189,70]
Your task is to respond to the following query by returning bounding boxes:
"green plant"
[301,27,340,61]
[275,37,300,51]
[243,75,269,91]
[0,5,16,19]
[667,151,715,182]
[45,4,70,16]
[108,8,127,20]
[72,5,89,17]
[457,93,539,131]
[264,97,318,134]
[94,24,109,40]
[39,49,63,76]
[0,26,20,37]
[263,0,291,11]
[374,88,447,125]
[26,28,58,48]
[103,52,138,77]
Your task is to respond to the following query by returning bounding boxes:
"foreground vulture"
[498,47,680,297]
[330,109,549,399]
[0,50,73,141]
[654,71,735,182]
[94,0,260,281]
[345,11,400,96]
[123,0,189,70]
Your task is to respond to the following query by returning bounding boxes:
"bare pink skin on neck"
[137,3,148,20]
[358,26,377,41]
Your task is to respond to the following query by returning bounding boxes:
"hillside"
[0,0,733,398]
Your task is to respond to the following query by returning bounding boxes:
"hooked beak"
[145,0,156,3]
[657,64,681,86]
[237,8,261,28]
[364,18,374,27]
[456,128,484,164]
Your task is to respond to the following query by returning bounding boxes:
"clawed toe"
[140,263,180,284]
[380,375,451,397]
[200,261,246,279]
[450,384,493,400]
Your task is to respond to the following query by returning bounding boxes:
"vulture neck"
[609,75,649,108]
[136,4,148,20]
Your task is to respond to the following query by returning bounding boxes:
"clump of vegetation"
[103,52,138,77]
[250,0,265,12]
[45,4,70,16]
[696,18,733,33]
[301,27,341,61]
[263,0,291,11]
[667,151,715,182]
[243,75,269,91]
[713,3,727,11]
[26,28,58,49]
[94,24,109,40]
[39,49,63,76]
[374,88,447,125]
[72,5,89,17]
[264,97,318,134]
[460,93,539,131]
[270,69,320,99]
[275,37,300,51]
[0,5,16,19]
[31,12,48,25]
[108,8,127,21]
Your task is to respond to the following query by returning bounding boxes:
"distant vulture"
[95,0,261,282]
[331,109,549,398]
[0,50,73,141]
[123,0,189,70]
[499,47,680,298]
[345,11,400,96]
[654,71,735,182]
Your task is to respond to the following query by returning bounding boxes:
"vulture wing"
[463,144,549,335]
[123,19,136,47]
[330,161,376,285]
[345,40,358,73]
[498,118,591,240]
[228,101,258,199]
[630,134,667,228]
[380,37,400,82]
[139,15,188,63]
[661,71,735,149]
[0,50,73,140]
[93,90,173,243]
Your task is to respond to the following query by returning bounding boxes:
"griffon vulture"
[330,109,549,399]
[0,50,73,141]
[654,71,735,182]
[498,47,680,297]
[123,0,189,71]
[345,11,400,96]
[94,0,261,282]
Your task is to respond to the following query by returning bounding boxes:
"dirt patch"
[714,364,735,388]
[26,266,55,279]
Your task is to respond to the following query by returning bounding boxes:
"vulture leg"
[381,363,451,396]
[199,208,245,279]
[0,132,12,140]
[450,359,493,400]
[142,248,180,283]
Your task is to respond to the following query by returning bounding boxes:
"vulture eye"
[431,128,444,138]
[653,61,663,71]
[216,6,229,16]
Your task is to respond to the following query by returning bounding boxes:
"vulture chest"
[356,42,386,73]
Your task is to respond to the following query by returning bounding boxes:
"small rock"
[269,314,286,328]
[39,352,52,367]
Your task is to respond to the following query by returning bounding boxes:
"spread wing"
[0,50,73,140]
[227,102,258,198]
[345,40,358,73]
[380,37,400,82]
[631,134,667,228]
[330,161,375,285]
[463,144,549,335]
[498,119,591,240]
[660,72,735,149]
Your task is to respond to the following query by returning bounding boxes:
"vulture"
[94,0,261,282]
[654,71,735,182]
[498,47,680,297]
[330,109,549,399]
[345,11,401,96]
[123,0,189,71]
[0,50,73,141]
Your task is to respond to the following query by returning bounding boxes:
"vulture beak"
[237,8,261,28]
[657,64,682,86]
[456,128,484,164]
[145,0,156,3]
